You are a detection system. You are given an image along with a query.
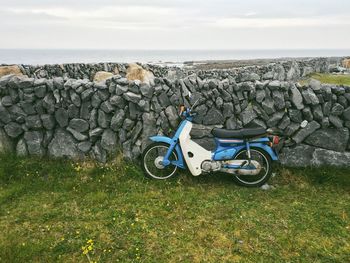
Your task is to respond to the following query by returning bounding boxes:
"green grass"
[301,73,350,86]
[0,154,350,262]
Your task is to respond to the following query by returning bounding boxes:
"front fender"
[149,136,186,169]
[249,143,278,161]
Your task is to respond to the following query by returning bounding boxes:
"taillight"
[272,136,280,145]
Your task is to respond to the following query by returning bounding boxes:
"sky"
[0,0,349,50]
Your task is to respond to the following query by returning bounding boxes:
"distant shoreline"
[0,49,349,65]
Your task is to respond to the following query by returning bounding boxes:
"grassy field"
[302,73,350,86]
[0,154,350,262]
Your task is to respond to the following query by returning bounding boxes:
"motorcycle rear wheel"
[232,148,272,187]
[142,142,178,180]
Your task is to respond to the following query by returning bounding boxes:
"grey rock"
[4,122,23,138]
[165,105,180,128]
[41,114,55,130]
[304,128,349,152]
[34,85,46,98]
[289,109,303,123]
[290,84,304,110]
[25,115,42,129]
[268,80,281,90]
[89,127,104,139]
[55,108,69,127]
[91,93,102,108]
[48,129,81,158]
[312,105,323,121]
[331,103,344,116]
[0,128,14,153]
[292,121,320,144]
[100,101,114,113]
[262,71,274,80]
[311,148,350,167]
[261,97,275,115]
[123,118,135,131]
[141,112,157,150]
[344,107,350,121]
[77,141,92,153]
[329,115,343,128]
[226,116,240,129]
[1,96,12,107]
[302,107,313,122]
[110,110,125,131]
[239,104,257,125]
[67,127,88,141]
[302,88,319,105]
[272,90,285,110]
[42,93,55,113]
[20,101,36,115]
[24,131,45,156]
[123,92,141,104]
[130,121,143,143]
[16,138,28,156]
[321,117,330,128]
[247,119,267,129]
[97,109,110,128]
[80,101,91,120]
[267,111,284,127]
[70,91,81,107]
[138,100,150,112]
[309,79,321,92]
[110,95,125,108]
[158,92,171,108]
[101,129,118,152]
[286,61,300,81]
[285,122,300,136]
[67,104,79,119]
[81,88,94,101]
[323,101,332,116]
[256,89,265,103]
[91,142,107,163]
[115,84,128,95]
[279,144,315,167]
[69,118,89,133]
[222,103,234,118]
[0,105,11,124]
[278,116,291,130]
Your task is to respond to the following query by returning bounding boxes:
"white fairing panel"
[179,121,212,176]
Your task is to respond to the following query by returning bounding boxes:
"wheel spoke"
[143,144,178,180]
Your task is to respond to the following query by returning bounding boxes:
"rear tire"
[141,142,178,180]
[232,148,272,187]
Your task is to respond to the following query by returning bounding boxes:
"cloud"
[0,0,350,49]
[215,15,350,28]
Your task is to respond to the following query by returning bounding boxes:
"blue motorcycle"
[142,101,281,187]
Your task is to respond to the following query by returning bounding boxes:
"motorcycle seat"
[211,127,267,139]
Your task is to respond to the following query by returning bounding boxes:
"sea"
[0,49,349,65]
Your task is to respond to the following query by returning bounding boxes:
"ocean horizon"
[0,48,349,65]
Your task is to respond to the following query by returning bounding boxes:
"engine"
[201,160,221,172]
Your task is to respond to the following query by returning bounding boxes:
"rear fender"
[149,136,186,169]
[249,143,278,161]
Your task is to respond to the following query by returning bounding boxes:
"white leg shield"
[179,121,212,176]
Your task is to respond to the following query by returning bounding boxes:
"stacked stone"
[15,57,330,82]
[0,59,349,166]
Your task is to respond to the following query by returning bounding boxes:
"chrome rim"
[234,149,269,185]
[143,145,178,179]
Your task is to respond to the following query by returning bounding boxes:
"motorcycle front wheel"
[141,142,178,180]
[233,148,272,187]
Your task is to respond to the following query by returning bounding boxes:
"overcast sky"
[0,0,349,50]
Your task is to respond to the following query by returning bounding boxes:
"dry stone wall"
[0,57,350,166]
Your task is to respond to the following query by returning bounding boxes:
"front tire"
[142,142,178,180]
[232,148,272,187]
